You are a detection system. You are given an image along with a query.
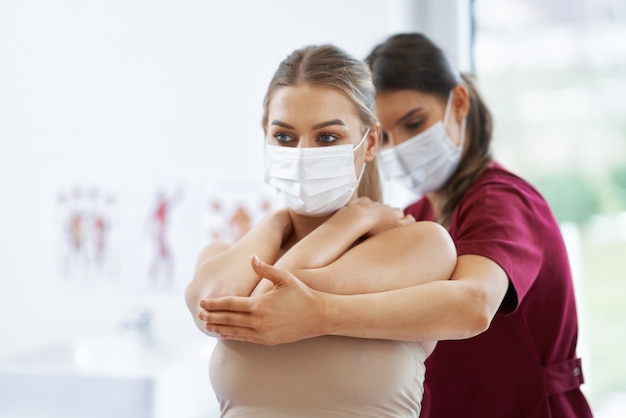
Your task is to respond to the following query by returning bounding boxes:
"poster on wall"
[54,177,277,293]
[202,179,275,245]
[55,185,120,283]
[118,177,193,293]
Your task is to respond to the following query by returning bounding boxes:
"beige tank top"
[210,336,426,417]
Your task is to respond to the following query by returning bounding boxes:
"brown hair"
[366,33,493,227]
[262,44,382,202]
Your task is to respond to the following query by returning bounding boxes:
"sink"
[0,334,220,418]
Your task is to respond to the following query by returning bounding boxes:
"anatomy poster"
[55,185,120,282]
[202,179,275,245]
[54,178,276,292]
[124,178,196,292]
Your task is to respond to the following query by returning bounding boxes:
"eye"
[274,132,295,145]
[381,130,390,146]
[406,119,424,131]
[318,133,340,144]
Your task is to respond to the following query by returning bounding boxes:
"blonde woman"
[186,44,456,417]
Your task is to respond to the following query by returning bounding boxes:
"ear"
[452,84,470,123]
[364,123,380,163]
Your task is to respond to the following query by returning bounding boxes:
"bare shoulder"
[372,221,457,273]
[395,221,454,246]
[406,220,456,259]
[405,220,448,234]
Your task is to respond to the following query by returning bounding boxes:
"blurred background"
[0,0,624,417]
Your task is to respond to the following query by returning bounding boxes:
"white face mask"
[379,91,465,196]
[264,127,370,216]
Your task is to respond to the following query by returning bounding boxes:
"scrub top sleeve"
[452,180,545,314]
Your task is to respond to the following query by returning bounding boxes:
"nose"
[296,136,317,148]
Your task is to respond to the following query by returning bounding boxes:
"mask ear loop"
[353,125,372,185]
[443,90,466,150]
[458,117,467,150]
[353,126,372,151]
[442,90,455,127]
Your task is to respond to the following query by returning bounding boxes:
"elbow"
[455,310,491,340]
[184,281,200,314]
[457,286,495,338]
[185,280,219,338]
[466,309,492,337]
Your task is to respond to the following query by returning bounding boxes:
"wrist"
[267,209,293,243]
[317,292,342,337]
[335,204,372,236]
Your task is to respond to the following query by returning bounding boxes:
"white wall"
[0,0,467,358]
[405,0,472,72]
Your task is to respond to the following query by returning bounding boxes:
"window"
[473,0,626,414]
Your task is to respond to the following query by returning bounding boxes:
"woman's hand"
[334,197,415,237]
[198,255,328,345]
[185,209,294,337]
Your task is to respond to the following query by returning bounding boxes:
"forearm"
[294,221,456,295]
[190,209,291,298]
[275,206,372,272]
[321,280,489,342]
[185,210,291,335]
[221,209,292,280]
[319,254,509,341]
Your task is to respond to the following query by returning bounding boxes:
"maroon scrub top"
[406,162,593,418]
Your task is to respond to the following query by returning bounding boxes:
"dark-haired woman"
[200,33,593,417]
[367,32,593,418]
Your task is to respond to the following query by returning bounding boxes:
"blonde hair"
[262,45,382,202]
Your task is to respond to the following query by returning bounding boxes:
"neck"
[286,211,332,244]
[425,191,444,220]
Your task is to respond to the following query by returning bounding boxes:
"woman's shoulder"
[475,161,531,186]
[468,161,545,202]
[457,161,556,231]
[391,220,456,263]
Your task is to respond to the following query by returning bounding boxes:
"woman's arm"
[198,199,460,343]
[199,254,509,345]
[251,197,415,296]
[275,198,412,271]
[282,221,456,294]
[184,209,292,336]
[324,255,510,340]
[274,198,456,294]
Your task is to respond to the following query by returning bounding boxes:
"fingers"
[197,305,278,345]
[208,326,275,345]
[203,322,260,342]
[205,321,282,346]
[200,295,252,313]
[199,310,250,329]
[250,254,292,287]
[197,307,255,335]
[198,307,248,324]
[402,214,416,223]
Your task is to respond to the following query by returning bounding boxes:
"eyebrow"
[395,108,424,126]
[270,120,294,129]
[312,119,346,130]
[270,119,346,130]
